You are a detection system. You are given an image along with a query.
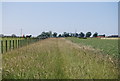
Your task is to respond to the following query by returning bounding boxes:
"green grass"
[66,37,119,57]
[0,38,23,53]
[0,37,38,53]
[2,38,119,79]
[1,37,25,40]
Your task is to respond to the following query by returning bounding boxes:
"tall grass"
[2,38,119,79]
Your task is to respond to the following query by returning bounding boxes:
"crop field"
[66,37,119,57]
[2,38,119,79]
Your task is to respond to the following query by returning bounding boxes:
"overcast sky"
[1,2,118,36]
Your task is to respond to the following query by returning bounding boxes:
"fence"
[0,38,40,54]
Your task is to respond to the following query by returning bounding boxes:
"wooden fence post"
[9,40,11,50]
[18,40,19,48]
[0,40,3,54]
[5,40,7,52]
[16,40,17,48]
[17,40,18,48]
[20,40,22,47]
[21,40,23,47]
[13,40,14,49]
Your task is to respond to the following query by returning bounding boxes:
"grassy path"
[2,38,118,79]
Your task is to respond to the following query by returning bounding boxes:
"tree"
[103,34,105,37]
[79,32,85,37]
[93,32,98,37]
[75,33,78,37]
[69,33,74,37]
[37,31,51,38]
[53,32,57,37]
[63,32,67,37]
[0,34,4,37]
[86,32,92,37]
[45,32,50,37]
[66,33,70,37]
[63,32,69,37]
[26,35,32,38]
[58,34,62,37]
[11,34,17,37]
[41,32,46,38]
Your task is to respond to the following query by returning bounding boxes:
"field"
[66,37,119,57]
[2,38,119,79]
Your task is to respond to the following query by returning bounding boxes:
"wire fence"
[0,38,40,54]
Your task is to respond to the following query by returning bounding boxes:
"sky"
[1,2,118,36]
[0,2,2,34]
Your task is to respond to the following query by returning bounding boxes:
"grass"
[1,37,25,41]
[66,37,119,57]
[2,38,119,79]
[0,37,25,53]
[0,37,38,54]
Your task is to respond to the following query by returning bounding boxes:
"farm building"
[107,35,118,38]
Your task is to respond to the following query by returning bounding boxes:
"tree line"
[0,31,107,38]
[0,34,32,38]
[37,31,101,38]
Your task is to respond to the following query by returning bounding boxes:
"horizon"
[0,31,119,37]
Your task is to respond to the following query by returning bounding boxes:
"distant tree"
[53,32,57,37]
[23,35,25,38]
[86,32,92,37]
[69,33,73,37]
[93,32,98,37]
[41,32,46,37]
[26,35,32,38]
[75,33,78,37]
[79,32,85,37]
[46,32,50,37]
[103,34,105,37]
[11,34,17,37]
[37,31,49,38]
[63,32,70,37]
[63,32,67,37]
[0,34,4,37]
[58,34,62,37]
[98,34,105,37]
[66,33,70,37]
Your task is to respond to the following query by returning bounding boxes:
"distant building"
[107,35,118,38]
